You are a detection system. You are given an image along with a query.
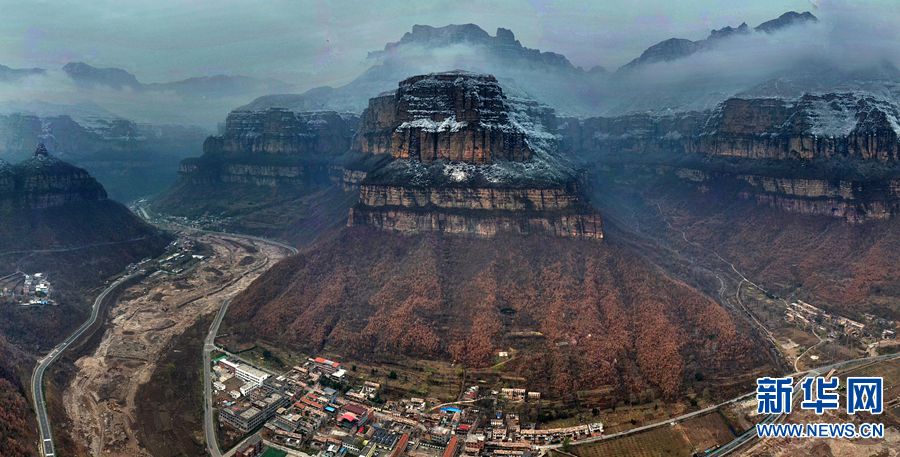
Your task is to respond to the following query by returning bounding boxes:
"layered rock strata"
[347,71,602,239]
[176,108,358,188]
[568,92,900,222]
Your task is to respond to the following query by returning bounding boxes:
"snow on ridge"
[802,92,900,137]
[396,116,468,133]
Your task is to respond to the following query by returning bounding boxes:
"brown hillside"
[226,227,770,399]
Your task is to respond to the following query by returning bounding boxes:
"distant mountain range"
[241,10,837,116]
[61,62,294,97]
[619,11,818,70]
[0,63,45,82]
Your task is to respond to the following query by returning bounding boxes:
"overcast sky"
[0,0,855,89]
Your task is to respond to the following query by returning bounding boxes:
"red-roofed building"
[443,436,459,457]
[390,433,409,457]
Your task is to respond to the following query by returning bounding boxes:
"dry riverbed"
[62,232,291,456]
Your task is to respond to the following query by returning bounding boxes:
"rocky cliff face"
[354,73,533,162]
[688,94,900,161]
[212,109,357,157]
[569,92,900,222]
[174,108,358,188]
[347,71,602,239]
[1,144,107,210]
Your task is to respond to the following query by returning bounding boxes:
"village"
[211,354,602,457]
[0,271,54,306]
[783,299,897,354]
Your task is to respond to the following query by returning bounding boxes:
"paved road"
[204,297,231,457]
[709,352,900,456]
[200,233,297,457]
[30,273,137,457]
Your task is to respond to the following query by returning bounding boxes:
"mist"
[1,0,898,125]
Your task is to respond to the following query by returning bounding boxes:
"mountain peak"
[755,11,817,33]
[62,62,142,90]
[33,143,49,158]
[370,24,578,72]
[0,63,45,82]
[620,10,819,72]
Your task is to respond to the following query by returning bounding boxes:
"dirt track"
[61,232,290,456]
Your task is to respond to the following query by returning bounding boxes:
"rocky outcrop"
[213,109,357,157]
[349,206,602,238]
[174,108,358,188]
[347,71,602,239]
[354,73,532,163]
[2,144,107,210]
[570,92,900,222]
[688,94,900,161]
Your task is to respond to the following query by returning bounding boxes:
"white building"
[236,364,270,387]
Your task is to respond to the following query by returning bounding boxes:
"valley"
[2,4,899,456]
[57,229,292,456]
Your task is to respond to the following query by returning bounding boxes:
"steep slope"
[223,73,773,407]
[226,228,768,400]
[0,145,170,349]
[592,170,900,322]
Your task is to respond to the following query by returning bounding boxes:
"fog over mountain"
[1,0,897,125]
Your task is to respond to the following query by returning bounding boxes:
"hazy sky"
[0,0,851,89]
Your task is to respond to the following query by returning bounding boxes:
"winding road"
[31,199,299,457]
[31,272,138,457]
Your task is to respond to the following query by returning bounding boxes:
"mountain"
[240,24,605,116]
[62,61,293,97]
[0,145,169,455]
[619,11,818,71]
[0,63,45,82]
[152,108,359,244]
[0,112,208,201]
[0,144,170,346]
[221,73,775,408]
[755,11,818,34]
[370,24,580,72]
[241,11,833,118]
[346,71,601,238]
[63,62,142,90]
[564,91,900,222]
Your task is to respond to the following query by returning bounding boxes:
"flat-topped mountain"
[347,71,602,239]
[565,91,900,222]
[240,25,605,116]
[153,108,359,243]
[690,93,900,161]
